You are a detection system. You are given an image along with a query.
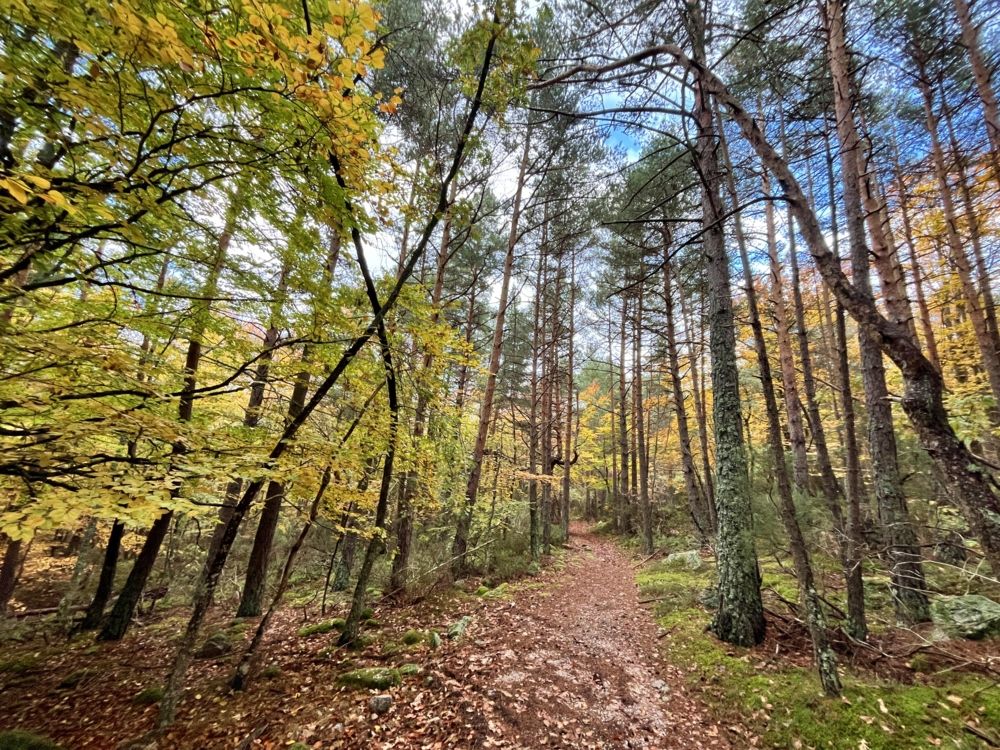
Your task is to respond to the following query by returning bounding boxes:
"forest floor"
[0,523,734,749]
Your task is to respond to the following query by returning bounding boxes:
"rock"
[664,550,704,571]
[931,595,1000,639]
[698,585,720,610]
[447,615,472,640]
[336,667,402,690]
[369,694,393,715]
[194,631,233,659]
[132,686,165,705]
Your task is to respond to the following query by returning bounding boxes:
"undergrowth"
[638,557,1000,749]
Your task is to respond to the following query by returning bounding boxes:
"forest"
[0,0,999,747]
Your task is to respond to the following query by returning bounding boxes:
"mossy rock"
[481,583,509,600]
[0,656,39,675]
[364,618,381,629]
[664,550,704,571]
[360,606,375,620]
[0,731,63,750]
[399,663,421,676]
[447,615,472,640]
[260,665,282,680]
[336,667,401,690]
[428,631,442,649]
[225,620,251,635]
[297,618,345,637]
[132,686,165,705]
[195,631,234,659]
[930,594,1000,639]
[474,585,490,596]
[57,668,91,690]
[401,629,425,645]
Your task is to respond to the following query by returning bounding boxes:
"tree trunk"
[561,250,576,541]
[529,243,544,560]
[762,149,810,490]
[635,285,653,554]
[916,65,1000,410]
[451,122,531,576]
[735,162,841,695]
[952,0,1000,187]
[890,136,940,371]
[662,233,710,539]
[79,520,125,630]
[391,179,457,593]
[688,8,765,646]
[100,192,236,640]
[681,291,716,523]
[236,235,337,617]
[0,537,24,613]
[154,39,496,724]
[665,27,1000,574]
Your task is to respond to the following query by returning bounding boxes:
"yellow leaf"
[0,178,29,204]
[22,174,51,190]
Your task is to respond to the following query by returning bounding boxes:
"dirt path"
[349,524,732,749]
[456,524,730,749]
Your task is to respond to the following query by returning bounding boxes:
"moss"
[638,559,1000,749]
[360,607,375,620]
[0,731,63,750]
[297,618,345,637]
[400,629,425,646]
[260,665,282,680]
[479,583,510,600]
[0,655,39,675]
[226,620,250,635]
[336,667,401,690]
[399,663,421,676]
[132,686,165,705]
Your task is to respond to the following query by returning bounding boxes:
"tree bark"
[687,6,765,646]
[952,0,1000,188]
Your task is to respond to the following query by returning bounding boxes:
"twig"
[632,549,664,568]
[964,722,999,747]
